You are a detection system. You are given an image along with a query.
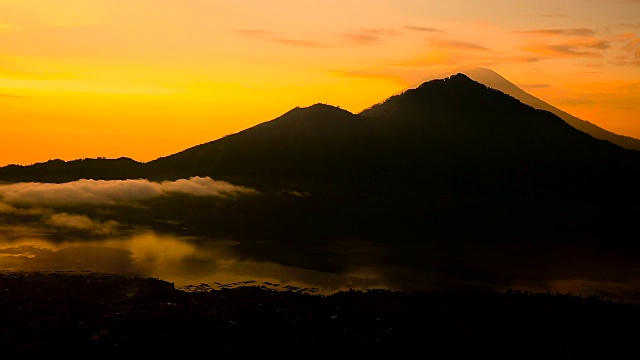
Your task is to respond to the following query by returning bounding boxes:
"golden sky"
[1,0,639,166]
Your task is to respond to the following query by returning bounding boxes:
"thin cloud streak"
[236,29,330,48]
[273,38,331,48]
[519,83,551,89]
[523,39,610,58]
[361,28,400,36]
[517,28,596,37]
[343,33,380,45]
[429,39,490,51]
[404,26,441,33]
[235,29,276,37]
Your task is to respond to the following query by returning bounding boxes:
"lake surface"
[0,230,401,294]
[2,227,640,301]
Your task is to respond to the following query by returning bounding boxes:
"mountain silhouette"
[1,73,639,201]
[136,74,637,199]
[145,103,369,185]
[2,73,639,300]
[450,68,640,151]
[0,157,145,183]
[1,73,639,248]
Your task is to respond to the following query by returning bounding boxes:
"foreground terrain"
[0,271,638,359]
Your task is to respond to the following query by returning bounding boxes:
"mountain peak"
[290,103,352,115]
[415,73,475,90]
[275,103,354,124]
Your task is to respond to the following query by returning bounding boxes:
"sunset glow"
[1,0,639,166]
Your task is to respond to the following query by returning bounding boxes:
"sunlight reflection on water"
[0,230,393,294]
[2,229,640,301]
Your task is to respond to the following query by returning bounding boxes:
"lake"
[2,227,640,301]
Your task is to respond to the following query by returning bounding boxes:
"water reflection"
[1,229,640,301]
[0,231,393,294]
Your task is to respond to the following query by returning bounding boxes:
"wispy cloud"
[404,26,441,33]
[0,177,257,207]
[515,27,615,61]
[236,29,329,48]
[0,93,26,98]
[235,29,276,37]
[523,39,610,58]
[361,28,400,36]
[343,33,380,45]
[612,32,640,66]
[342,28,401,46]
[428,39,490,51]
[330,69,410,84]
[517,28,596,37]
[538,13,569,19]
[519,83,551,89]
[273,38,330,48]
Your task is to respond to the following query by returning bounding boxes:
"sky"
[0,0,639,166]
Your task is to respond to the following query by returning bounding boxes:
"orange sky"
[0,0,639,166]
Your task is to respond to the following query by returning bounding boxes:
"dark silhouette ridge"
[145,103,366,184]
[0,157,145,183]
[2,73,637,189]
[0,73,639,248]
[457,67,640,151]
[143,74,639,197]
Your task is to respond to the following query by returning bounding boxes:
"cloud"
[523,39,610,58]
[428,39,490,51]
[538,14,569,19]
[235,29,276,37]
[343,33,380,45]
[0,94,25,98]
[0,202,50,215]
[517,28,596,37]
[519,83,551,89]
[515,28,613,59]
[272,38,330,48]
[361,28,400,36]
[236,29,330,48]
[343,28,401,46]
[404,26,441,33]
[0,177,257,207]
[44,213,119,235]
[612,33,640,66]
[615,23,640,29]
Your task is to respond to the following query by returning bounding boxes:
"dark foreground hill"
[1,271,639,359]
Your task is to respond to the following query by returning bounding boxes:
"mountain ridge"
[1,73,638,193]
[451,68,640,151]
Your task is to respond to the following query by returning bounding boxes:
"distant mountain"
[0,157,145,183]
[2,73,639,246]
[145,103,371,185]
[451,68,640,151]
[1,73,639,200]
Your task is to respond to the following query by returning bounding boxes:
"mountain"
[142,74,638,197]
[145,103,371,186]
[454,68,640,151]
[1,73,639,245]
[0,157,145,183]
[2,73,639,195]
